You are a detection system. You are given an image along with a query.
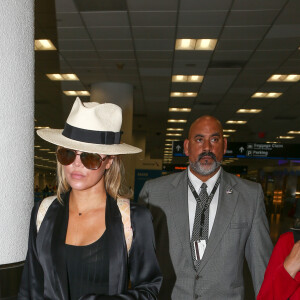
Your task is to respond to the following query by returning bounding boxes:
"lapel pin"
[226,188,233,194]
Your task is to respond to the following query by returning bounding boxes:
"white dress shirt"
[188,167,221,239]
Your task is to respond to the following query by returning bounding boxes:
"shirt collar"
[188,166,221,194]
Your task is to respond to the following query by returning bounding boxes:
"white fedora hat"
[37,97,142,155]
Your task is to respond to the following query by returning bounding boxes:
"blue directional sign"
[173,141,185,157]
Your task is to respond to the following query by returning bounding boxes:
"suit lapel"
[198,170,239,272]
[169,170,193,263]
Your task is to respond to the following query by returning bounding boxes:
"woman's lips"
[70,172,85,179]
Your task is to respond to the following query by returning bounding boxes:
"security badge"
[194,240,206,260]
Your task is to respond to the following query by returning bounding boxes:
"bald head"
[188,115,223,139]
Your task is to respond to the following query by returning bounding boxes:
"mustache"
[197,152,217,162]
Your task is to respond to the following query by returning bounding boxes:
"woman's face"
[63,151,114,192]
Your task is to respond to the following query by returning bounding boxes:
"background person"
[18,98,162,300]
[139,115,273,300]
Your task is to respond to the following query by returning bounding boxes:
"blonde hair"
[56,155,132,203]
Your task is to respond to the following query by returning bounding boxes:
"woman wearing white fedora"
[18,98,162,300]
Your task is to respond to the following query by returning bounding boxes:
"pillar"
[90,82,136,190]
[0,0,34,298]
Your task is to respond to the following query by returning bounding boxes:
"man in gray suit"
[139,116,273,300]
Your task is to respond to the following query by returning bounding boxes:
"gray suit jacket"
[139,168,273,300]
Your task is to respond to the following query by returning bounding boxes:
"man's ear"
[223,137,228,155]
[183,139,189,157]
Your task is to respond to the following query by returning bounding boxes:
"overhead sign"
[173,141,300,160]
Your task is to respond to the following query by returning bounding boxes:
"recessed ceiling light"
[170,92,197,97]
[237,109,262,113]
[251,92,282,98]
[276,136,295,139]
[35,126,50,129]
[175,39,217,51]
[195,39,217,50]
[34,145,40,148]
[166,133,182,136]
[63,91,90,96]
[35,39,56,50]
[267,74,300,82]
[172,75,203,82]
[223,134,230,138]
[167,128,184,131]
[168,119,187,123]
[223,129,236,133]
[169,108,191,112]
[47,74,79,81]
[226,120,247,124]
[266,141,279,144]
[39,149,51,151]
[166,139,180,141]
[288,131,300,134]
[165,143,172,146]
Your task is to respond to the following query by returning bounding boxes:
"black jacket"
[18,193,162,299]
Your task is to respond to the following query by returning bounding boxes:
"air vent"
[208,61,245,68]
[74,0,127,11]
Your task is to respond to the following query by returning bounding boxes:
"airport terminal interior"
[1,0,300,299]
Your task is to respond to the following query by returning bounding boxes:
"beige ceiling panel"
[136,51,173,60]
[140,68,172,76]
[251,50,292,60]
[178,11,227,26]
[266,25,300,39]
[171,83,199,92]
[99,51,135,59]
[174,51,213,61]
[216,39,260,51]
[180,0,232,11]
[57,27,89,39]
[88,27,132,39]
[139,60,173,68]
[232,0,286,10]
[94,40,134,51]
[177,26,221,39]
[56,13,82,27]
[132,27,176,39]
[226,10,279,26]
[130,12,177,26]
[275,0,300,25]
[55,0,78,13]
[60,50,98,59]
[81,12,129,26]
[258,37,300,50]
[212,50,253,61]
[135,39,174,51]
[222,26,268,39]
[127,0,177,11]
[58,39,95,51]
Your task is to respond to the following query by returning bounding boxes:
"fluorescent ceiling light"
[35,39,56,50]
[195,39,217,50]
[226,120,247,124]
[169,108,191,112]
[35,126,50,129]
[223,129,236,133]
[167,128,184,131]
[276,136,294,139]
[165,143,172,146]
[266,141,279,144]
[166,139,180,141]
[63,91,90,96]
[175,39,196,50]
[47,74,79,81]
[267,74,300,82]
[223,134,230,138]
[172,75,203,82]
[39,149,51,151]
[34,145,40,148]
[288,131,300,134]
[251,92,282,98]
[166,133,182,136]
[237,109,262,113]
[168,119,187,123]
[170,92,197,97]
[175,39,217,51]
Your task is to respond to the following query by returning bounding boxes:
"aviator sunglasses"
[56,147,107,170]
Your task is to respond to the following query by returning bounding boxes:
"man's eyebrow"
[194,133,221,138]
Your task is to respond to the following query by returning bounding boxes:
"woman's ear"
[105,155,115,170]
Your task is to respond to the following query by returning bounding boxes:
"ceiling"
[34,0,300,170]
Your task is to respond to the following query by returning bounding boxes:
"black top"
[65,230,109,299]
